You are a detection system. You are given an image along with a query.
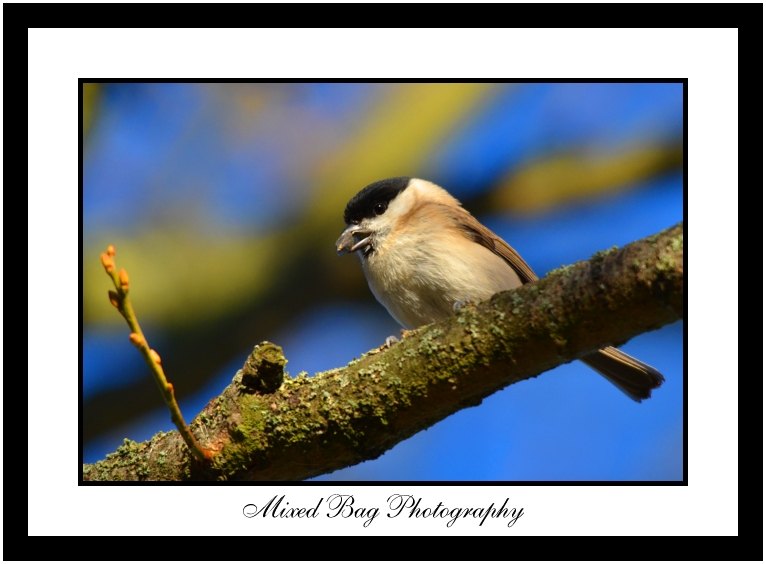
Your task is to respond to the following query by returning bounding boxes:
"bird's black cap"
[343,177,411,224]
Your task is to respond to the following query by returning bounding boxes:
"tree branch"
[83,222,683,481]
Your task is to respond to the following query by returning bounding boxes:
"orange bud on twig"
[129,332,144,347]
[100,253,115,273]
[118,268,130,291]
[100,247,209,462]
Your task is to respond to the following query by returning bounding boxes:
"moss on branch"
[83,222,683,481]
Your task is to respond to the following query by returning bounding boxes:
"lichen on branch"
[83,222,683,481]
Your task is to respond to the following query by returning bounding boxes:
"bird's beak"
[336,225,373,255]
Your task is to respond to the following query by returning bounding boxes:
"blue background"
[82,83,684,480]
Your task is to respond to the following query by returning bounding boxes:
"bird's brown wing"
[453,207,539,283]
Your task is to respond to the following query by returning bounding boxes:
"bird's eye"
[374,202,387,215]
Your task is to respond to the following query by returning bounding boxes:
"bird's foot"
[384,335,399,348]
[453,299,479,312]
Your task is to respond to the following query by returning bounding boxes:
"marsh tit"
[336,177,664,401]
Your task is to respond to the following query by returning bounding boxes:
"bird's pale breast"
[362,228,522,328]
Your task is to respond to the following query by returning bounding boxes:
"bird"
[335,177,664,401]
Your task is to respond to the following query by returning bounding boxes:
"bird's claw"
[384,335,399,348]
[453,299,478,312]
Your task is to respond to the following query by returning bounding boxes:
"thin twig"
[100,245,212,461]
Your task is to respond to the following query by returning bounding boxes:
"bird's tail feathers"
[581,346,665,402]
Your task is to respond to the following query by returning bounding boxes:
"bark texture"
[83,223,683,481]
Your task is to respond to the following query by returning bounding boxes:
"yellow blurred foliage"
[82,83,100,137]
[492,144,683,213]
[84,230,280,326]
